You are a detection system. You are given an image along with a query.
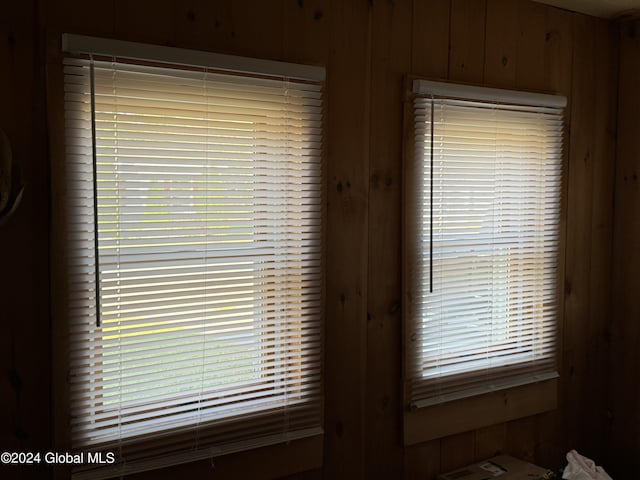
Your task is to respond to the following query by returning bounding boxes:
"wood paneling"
[473,424,507,460]
[126,436,323,480]
[0,2,51,480]
[1,0,622,479]
[404,380,558,446]
[449,0,487,83]
[366,0,411,478]
[440,433,475,473]
[324,0,371,478]
[411,0,450,79]
[515,0,547,91]
[405,439,441,480]
[484,0,517,87]
[609,19,640,478]
[562,14,617,462]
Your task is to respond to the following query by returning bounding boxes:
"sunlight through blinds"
[405,80,564,409]
[63,48,324,479]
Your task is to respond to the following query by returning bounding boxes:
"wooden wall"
[608,18,640,479]
[0,0,621,479]
[0,1,51,479]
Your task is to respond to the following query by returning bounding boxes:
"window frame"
[50,35,326,480]
[401,76,566,444]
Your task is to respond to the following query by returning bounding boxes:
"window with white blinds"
[404,80,564,409]
[62,35,324,479]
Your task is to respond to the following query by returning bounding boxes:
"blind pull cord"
[89,56,102,327]
[429,98,434,294]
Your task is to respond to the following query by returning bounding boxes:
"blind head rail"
[62,34,326,82]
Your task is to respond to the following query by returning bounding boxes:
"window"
[62,35,324,479]
[404,80,564,413]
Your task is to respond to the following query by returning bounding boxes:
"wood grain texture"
[411,0,450,79]
[114,0,177,45]
[515,0,547,91]
[404,380,558,445]
[324,0,371,477]
[506,416,537,463]
[543,6,573,96]
[563,12,596,458]
[586,17,617,460]
[366,0,411,477]
[449,0,486,83]
[0,2,51,480]
[534,411,562,468]
[228,0,285,60]
[608,19,640,478]
[440,432,475,473]
[405,439,441,480]
[562,14,617,462]
[173,0,235,53]
[484,0,517,87]
[126,435,323,480]
[284,0,330,65]
[473,424,507,461]
[48,0,115,36]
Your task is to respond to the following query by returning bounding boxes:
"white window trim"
[62,33,325,82]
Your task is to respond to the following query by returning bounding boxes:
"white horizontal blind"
[405,80,563,409]
[63,55,323,478]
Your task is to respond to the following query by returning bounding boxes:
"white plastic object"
[563,450,613,480]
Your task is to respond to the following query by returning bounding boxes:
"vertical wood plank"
[366,0,412,478]
[283,0,330,65]
[405,440,441,480]
[535,411,563,468]
[473,424,507,461]
[563,12,597,457]
[543,9,573,440]
[173,0,235,53]
[228,0,285,60]
[543,5,573,97]
[515,0,546,91]
[505,416,537,463]
[449,0,486,83]
[114,0,176,44]
[47,0,115,36]
[484,0,517,88]
[586,17,617,460]
[608,19,640,477]
[440,432,475,473]
[411,0,450,79]
[0,2,51,479]
[324,1,371,477]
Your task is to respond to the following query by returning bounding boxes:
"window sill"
[403,377,558,445]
